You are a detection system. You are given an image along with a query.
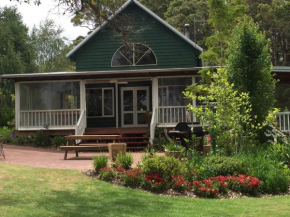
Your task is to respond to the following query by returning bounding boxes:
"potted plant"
[203,135,212,155]
[164,143,184,159]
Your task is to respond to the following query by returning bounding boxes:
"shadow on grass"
[32,184,173,217]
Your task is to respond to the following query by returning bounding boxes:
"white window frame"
[111,43,157,67]
[86,87,114,118]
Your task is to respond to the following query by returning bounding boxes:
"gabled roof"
[66,0,203,58]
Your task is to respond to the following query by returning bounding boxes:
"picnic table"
[60,135,120,160]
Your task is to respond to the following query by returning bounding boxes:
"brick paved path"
[0,144,158,170]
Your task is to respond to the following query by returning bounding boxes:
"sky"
[0,0,89,41]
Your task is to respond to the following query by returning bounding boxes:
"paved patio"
[0,144,159,170]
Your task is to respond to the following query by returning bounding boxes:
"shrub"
[115,152,133,169]
[193,179,223,198]
[51,136,66,148]
[142,156,185,181]
[226,175,262,196]
[192,175,262,197]
[0,127,13,143]
[14,136,30,145]
[270,143,290,166]
[201,155,247,178]
[172,175,191,193]
[93,156,108,173]
[121,168,144,187]
[32,130,51,147]
[99,167,115,182]
[234,152,290,194]
[143,174,168,192]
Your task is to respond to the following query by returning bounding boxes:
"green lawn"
[0,164,290,217]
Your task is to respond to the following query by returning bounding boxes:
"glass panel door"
[123,90,134,125]
[121,87,149,127]
[136,89,147,125]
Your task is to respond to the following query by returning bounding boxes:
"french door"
[121,87,149,127]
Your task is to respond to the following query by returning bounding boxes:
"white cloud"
[0,0,89,41]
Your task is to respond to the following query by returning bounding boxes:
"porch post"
[15,82,20,130]
[150,77,158,143]
[80,80,87,127]
[115,82,119,128]
[192,76,197,122]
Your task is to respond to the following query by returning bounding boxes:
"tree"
[139,0,171,19]
[31,19,74,72]
[164,0,212,48]
[201,0,247,66]
[12,0,139,44]
[227,17,276,124]
[0,6,37,126]
[252,0,290,66]
[185,69,253,155]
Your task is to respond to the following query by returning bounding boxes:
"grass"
[0,164,290,217]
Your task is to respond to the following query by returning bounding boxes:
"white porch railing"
[19,109,81,128]
[150,108,158,143]
[157,106,195,125]
[277,112,290,132]
[75,110,86,135]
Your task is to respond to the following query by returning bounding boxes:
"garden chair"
[0,141,5,159]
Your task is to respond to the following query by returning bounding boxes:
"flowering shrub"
[99,167,115,182]
[226,174,262,195]
[193,175,262,197]
[115,167,126,178]
[143,174,168,192]
[121,168,144,187]
[193,179,223,198]
[172,175,191,192]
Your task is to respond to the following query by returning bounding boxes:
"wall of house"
[71,4,202,71]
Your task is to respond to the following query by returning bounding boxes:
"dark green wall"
[72,4,202,72]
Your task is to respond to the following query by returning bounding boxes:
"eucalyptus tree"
[0,6,37,126]
[165,0,211,48]
[31,19,74,72]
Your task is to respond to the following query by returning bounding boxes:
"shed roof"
[66,0,203,59]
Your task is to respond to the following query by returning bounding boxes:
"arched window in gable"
[112,43,157,67]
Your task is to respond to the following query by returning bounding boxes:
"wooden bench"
[61,135,120,160]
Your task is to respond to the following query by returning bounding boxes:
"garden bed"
[88,150,290,199]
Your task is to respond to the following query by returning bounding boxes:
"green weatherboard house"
[1,0,204,147]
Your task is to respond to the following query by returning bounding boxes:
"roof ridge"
[66,0,203,58]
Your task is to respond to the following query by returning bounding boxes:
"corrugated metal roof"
[0,67,202,79]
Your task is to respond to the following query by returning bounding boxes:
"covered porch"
[10,68,200,144]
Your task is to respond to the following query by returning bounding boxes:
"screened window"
[112,43,157,67]
[20,82,80,110]
[86,88,114,117]
[158,77,192,107]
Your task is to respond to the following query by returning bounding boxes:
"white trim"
[111,43,157,67]
[115,82,119,128]
[86,87,115,118]
[121,86,150,127]
[15,83,20,130]
[18,127,77,131]
[17,79,82,84]
[66,0,202,59]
